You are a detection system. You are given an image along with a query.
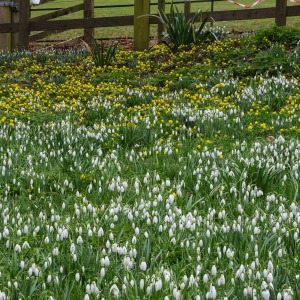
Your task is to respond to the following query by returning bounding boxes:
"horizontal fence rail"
[0,0,299,50]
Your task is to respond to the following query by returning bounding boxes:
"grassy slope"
[30,0,300,40]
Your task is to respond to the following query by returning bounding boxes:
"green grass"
[29,0,300,41]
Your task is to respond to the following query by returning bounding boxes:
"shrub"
[149,3,217,50]
[82,38,117,67]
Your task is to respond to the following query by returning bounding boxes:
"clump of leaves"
[252,44,294,75]
[148,3,217,50]
[82,38,117,67]
[254,25,300,48]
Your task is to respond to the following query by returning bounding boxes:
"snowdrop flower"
[140,279,144,289]
[14,244,21,252]
[211,265,217,276]
[261,289,270,300]
[140,261,147,271]
[100,267,105,277]
[155,279,162,291]
[207,285,217,299]
[203,274,209,283]
[110,284,120,298]
[20,261,25,269]
[217,274,225,286]
[77,236,83,245]
[267,273,273,283]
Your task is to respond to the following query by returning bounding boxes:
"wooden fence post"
[134,0,150,51]
[275,0,287,26]
[84,0,94,44]
[11,4,19,49]
[0,2,11,50]
[17,0,30,49]
[184,0,191,17]
[157,0,165,41]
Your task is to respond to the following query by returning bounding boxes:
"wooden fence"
[0,0,300,51]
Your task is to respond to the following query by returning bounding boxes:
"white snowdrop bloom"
[100,267,105,277]
[166,179,171,186]
[283,289,293,300]
[110,284,120,298]
[14,244,21,252]
[267,273,273,283]
[173,288,181,300]
[86,284,92,294]
[140,261,147,271]
[211,265,217,276]
[84,294,90,300]
[70,243,76,253]
[218,274,225,286]
[103,256,110,266]
[155,279,162,291]
[140,279,145,289]
[22,241,30,249]
[20,261,25,269]
[77,236,83,245]
[47,275,52,283]
[189,274,196,286]
[13,281,18,290]
[52,247,59,256]
[294,232,298,241]
[226,248,233,258]
[98,227,104,237]
[203,274,209,283]
[168,193,176,205]
[208,285,217,299]
[75,273,80,282]
[254,227,260,234]
[28,267,33,277]
[44,236,49,244]
[164,270,171,282]
[261,290,270,300]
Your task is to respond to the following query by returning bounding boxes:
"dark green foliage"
[83,38,117,67]
[254,25,300,48]
[148,3,217,50]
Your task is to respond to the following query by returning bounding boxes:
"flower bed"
[0,30,299,299]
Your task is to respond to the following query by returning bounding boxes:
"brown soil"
[29,38,158,52]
